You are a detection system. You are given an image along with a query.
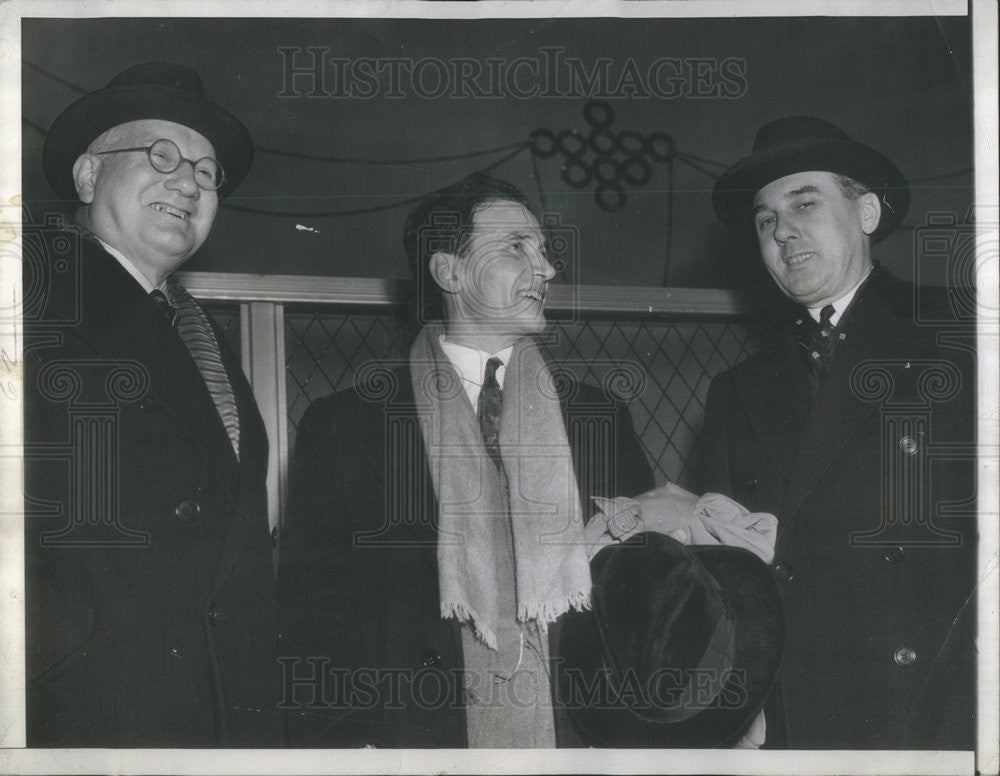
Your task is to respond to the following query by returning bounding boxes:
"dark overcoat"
[22,233,283,747]
[701,267,977,749]
[277,360,654,747]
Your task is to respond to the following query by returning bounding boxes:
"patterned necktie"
[163,277,241,459]
[477,356,504,467]
[796,303,837,386]
[148,289,178,328]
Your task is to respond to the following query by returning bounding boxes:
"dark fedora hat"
[555,532,784,748]
[43,61,253,201]
[712,116,909,244]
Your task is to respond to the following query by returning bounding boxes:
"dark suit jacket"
[23,233,283,747]
[277,360,654,747]
[701,267,977,749]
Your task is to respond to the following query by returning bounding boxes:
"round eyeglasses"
[96,138,225,192]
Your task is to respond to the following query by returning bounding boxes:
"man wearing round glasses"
[24,62,281,747]
[77,128,224,285]
[97,137,225,190]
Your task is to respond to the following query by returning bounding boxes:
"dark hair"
[403,172,530,321]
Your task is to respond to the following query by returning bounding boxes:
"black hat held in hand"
[556,532,784,748]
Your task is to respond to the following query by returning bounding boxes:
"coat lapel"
[76,240,271,609]
[780,272,900,521]
[79,242,242,503]
[781,348,879,521]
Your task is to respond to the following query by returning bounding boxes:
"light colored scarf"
[410,323,591,650]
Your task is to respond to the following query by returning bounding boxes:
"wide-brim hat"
[43,61,253,201]
[555,533,784,748]
[712,116,909,244]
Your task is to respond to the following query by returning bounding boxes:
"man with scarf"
[703,117,977,748]
[278,173,653,747]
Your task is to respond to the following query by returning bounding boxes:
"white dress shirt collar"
[438,336,514,409]
[807,266,873,327]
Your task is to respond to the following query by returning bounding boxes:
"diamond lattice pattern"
[283,310,768,487]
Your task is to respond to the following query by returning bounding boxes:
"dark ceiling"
[21,15,974,291]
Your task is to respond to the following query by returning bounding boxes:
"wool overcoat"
[23,232,283,747]
[701,267,977,749]
[278,359,654,747]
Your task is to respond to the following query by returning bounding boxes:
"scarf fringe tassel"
[443,590,591,651]
[441,601,499,651]
[518,589,592,628]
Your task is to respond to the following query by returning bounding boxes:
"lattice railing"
[283,312,765,488]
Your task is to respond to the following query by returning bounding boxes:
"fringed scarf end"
[518,589,592,628]
[441,600,498,651]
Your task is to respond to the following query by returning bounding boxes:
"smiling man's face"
[445,198,556,349]
[752,170,878,308]
[79,119,218,286]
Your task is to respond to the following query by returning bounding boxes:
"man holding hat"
[23,62,281,746]
[279,171,785,750]
[704,117,977,748]
[278,173,656,747]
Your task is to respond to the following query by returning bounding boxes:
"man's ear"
[72,154,102,205]
[858,191,882,236]
[429,251,461,294]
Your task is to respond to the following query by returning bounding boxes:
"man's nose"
[536,254,557,281]
[164,162,201,198]
[773,214,798,243]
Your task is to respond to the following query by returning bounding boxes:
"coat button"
[270,526,279,549]
[139,397,157,412]
[174,499,201,522]
[894,645,917,667]
[169,647,184,659]
[883,546,905,564]
[207,609,225,626]
[774,563,794,583]
[422,649,442,668]
[743,477,758,492]
[898,436,919,456]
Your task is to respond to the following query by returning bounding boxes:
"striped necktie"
[162,276,241,459]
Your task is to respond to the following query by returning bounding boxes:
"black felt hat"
[43,61,253,200]
[712,116,909,244]
[556,533,784,748]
